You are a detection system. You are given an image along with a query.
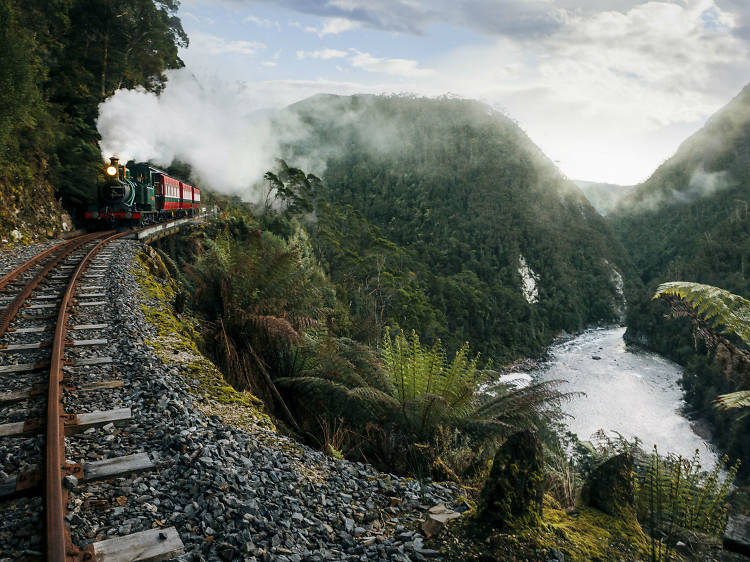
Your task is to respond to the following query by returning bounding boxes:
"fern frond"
[242,314,300,345]
[715,390,750,409]
[654,282,750,347]
[347,386,401,412]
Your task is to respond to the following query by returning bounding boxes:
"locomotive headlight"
[106,165,118,176]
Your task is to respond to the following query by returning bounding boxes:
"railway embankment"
[0,237,465,560]
[0,179,73,249]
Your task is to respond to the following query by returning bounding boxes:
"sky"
[144,0,750,185]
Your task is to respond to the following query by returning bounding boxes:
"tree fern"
[715,390,750,409]
[654,281,750,409]
[654,281,750,347]
[382,328,479,437]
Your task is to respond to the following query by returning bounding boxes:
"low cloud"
[629,166,731,211]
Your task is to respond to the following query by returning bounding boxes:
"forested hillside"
[0,0,185,242]
[610,83,750,287]
[280,94,639,361]
[610,82,750,343]
[609,82,750,477]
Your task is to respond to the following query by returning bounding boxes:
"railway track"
[0,232,184,561]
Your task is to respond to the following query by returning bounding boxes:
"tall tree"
[47,0,187,205]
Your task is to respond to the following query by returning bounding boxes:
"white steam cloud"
[97,70,307,200]
[97,70,417,202]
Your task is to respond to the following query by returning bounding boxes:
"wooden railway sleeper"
[61,463,84,479]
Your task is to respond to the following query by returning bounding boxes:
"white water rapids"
[507,327,718,466]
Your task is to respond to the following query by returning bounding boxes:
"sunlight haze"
[174,0,750,185]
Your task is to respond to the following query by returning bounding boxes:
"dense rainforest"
[609,82,750,479]
[1,0,748,556]
[279,94,639,361]
[0,0,185,242]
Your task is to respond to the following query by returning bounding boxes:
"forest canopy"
[0,0,186,211]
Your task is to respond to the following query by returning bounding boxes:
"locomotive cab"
[126,162,158,212]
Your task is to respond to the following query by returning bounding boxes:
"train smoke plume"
[97,70,305,200]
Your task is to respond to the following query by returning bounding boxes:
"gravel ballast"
[1,238,464,561]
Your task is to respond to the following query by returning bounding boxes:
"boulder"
[421,504,462,537]
[478,430,544,530]
[583,453,634,516]
[724,514,750,556]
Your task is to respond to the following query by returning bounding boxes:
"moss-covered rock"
[0,166,72,248]
[440,499,651,561]
[478,430,545,530]
[133,247,273,431]
[583,453,635,517]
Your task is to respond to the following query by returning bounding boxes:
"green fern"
[382,328,479,437]
[654,281,750,410]
[653,281,750,346]
[635,446,738,559]
[381,328,571,442]
[715,390,750,409]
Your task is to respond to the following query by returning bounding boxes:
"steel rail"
[0,233,108,340]
[0,236,89,292]
[46,230,133,562]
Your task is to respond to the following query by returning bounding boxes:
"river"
[511,327,717,466]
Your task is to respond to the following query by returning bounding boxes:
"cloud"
[295,47,433,77]
[261,61,278,67]
[289,16,360,36]
[253,0,750,40]
[296,48,348,60]
[319,17,360,35]
[421,0,750,182]
[349,50,435,77]
[146,0,750,184]
[256,0,567,36]
[716,0,750,38]
[190,32,266,56]
[245,15,281,30]
[289,21,318,34]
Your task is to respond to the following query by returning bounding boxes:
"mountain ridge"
[278,94,639,361]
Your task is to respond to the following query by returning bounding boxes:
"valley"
[2,1,750,558]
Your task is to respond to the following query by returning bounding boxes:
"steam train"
[85,157,201,226]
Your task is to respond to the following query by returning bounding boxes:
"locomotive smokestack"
[106,156,120,177]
